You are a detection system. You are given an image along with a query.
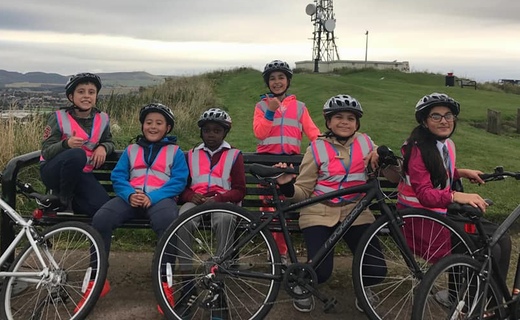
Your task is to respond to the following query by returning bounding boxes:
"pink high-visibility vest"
[311,133,373,203]
[40,110,109,172]
[255,95,305,154]
[188,148,240,195]
[397,139,456,214]
[127,144,178,193]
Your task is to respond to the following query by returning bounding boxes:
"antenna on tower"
[306,1,340,72]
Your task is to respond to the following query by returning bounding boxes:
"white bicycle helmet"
[65,73,102,97]
[139,103,175,133]
[323,94,363,118]
[262,60,293,84]
[197,108,232,130]
[415,92,460,123]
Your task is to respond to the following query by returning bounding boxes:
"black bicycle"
[412,167,520,320]
[151,146,476,320]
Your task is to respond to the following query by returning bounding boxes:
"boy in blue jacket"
[85,103,188,314]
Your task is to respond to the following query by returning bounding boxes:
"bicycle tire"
[152,202,281,320]
[412,254,505,320]
[352,209,476,320]
[0,221,108,320]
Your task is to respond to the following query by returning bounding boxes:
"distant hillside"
[0,70,169,90]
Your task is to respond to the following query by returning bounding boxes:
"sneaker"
[434,289,452,308]
[157,282,175,315]
[280,254,288,266]
[74,280,110,313]
[355,288,379,313]
[292,286,315,313]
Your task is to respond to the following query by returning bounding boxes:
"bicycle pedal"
[323,297,337,313]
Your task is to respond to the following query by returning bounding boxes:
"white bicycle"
[0,173,108,320]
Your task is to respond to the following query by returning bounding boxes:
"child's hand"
[452,192,488,212]
[191,193,206,205]
[274,162,295,185]
[91,146,107,168]
[364,150,380,170]
[67,131,85,148]
[141,194,151,208]
[129,193,143,207]
[266,96,281,112]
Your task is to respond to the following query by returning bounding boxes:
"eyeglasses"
[428,113,456,122]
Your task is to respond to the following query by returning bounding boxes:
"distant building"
[295,60,410,73]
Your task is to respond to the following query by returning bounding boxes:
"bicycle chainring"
[283,262,318,299]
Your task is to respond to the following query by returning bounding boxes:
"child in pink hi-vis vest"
[253,60,320,264]
[40,73,114,215]
[398,92,511,306]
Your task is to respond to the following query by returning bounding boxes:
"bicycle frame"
[219,170,423,281]
[0,197,55,281]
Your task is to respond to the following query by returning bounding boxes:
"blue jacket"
[111,136,188,206]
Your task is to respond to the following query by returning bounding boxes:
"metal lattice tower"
[308,0,340,69]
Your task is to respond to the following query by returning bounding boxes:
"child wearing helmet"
[90,103,188,315]
[40,72,114,215]
[275,94,396,313]
[397,92,511,302]
[254,59,321,264]
[174,107,246,318]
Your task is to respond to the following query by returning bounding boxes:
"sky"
[0,0,519,82]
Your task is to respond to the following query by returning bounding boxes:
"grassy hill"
[2,67,520,220]
[214,68,520,219]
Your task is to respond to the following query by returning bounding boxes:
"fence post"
[487,109,501,135]
[517,109,520,134]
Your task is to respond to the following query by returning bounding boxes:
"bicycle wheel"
[352,209,476,320]
[1,221,108,320]
[412,254,505,320]
[152,202,281,320]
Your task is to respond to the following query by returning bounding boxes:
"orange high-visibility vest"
[255,95,305,154]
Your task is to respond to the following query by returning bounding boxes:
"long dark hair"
[402,125,447,189]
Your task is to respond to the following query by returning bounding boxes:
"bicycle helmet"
[139,103,175,133]
[323,94,363,118]
[197,108,232,130]
[262,60,293,84]
[65,73,102,98]
[415,92,460,123]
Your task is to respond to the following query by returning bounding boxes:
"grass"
[2,67,520,246]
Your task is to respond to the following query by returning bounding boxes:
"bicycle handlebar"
[479,166,520,182]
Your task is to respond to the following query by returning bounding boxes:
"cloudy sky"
[1,0,519,81]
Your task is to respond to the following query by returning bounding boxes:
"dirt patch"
[88,251,365,320]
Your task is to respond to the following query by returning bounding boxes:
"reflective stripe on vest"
[189,148,240,194]
[40,110,109,172]
[397,140,456,214]
[256,96,305,154]
[311,133,373,203]
[128,144,177,193]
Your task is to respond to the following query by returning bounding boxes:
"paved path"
[88,251,367,319]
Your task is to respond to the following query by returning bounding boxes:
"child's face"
[201,122,226,151]
[68,82,98,111]
[142,112,171,142]
[327,111,358,138]
[268,71,288,95]
[424,106,456,139]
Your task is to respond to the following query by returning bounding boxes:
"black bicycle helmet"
[262,60,293,84]
[323,94,363,118]
[65,73,102,98]
[415,92,460,123]
[197,108,232,130]
[139,103,175,133]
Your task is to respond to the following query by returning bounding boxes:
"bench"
[1,150,398,254]
[457,78,477,90]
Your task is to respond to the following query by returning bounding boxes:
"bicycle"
[0,172,108,320]
[412,167,520,320]
[151,146,476,320]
